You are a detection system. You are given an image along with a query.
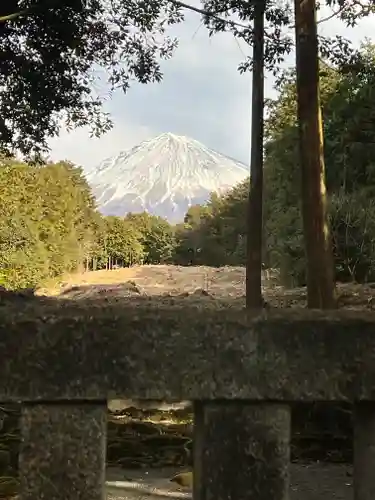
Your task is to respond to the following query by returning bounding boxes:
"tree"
[202,0,374,74]
[329,192,375,283]
[101,216,144,268]
[0,157,99,288]
[2,0,373,161]
[294,0,336,308]
[322,43,375,194]
[173,43,375,284]
[264,42,375,285]
[173,181,249,267]
[173,204,214,265]
[201,0,373,308]
[0,0,183,158]
[246,0,265,308]
[125,212,176,264]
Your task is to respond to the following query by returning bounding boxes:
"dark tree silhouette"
[0,0,183,157]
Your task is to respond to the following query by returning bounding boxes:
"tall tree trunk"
[294,0,336,308]
[246,0,265,308]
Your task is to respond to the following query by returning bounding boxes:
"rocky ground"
[38,264,264,299]
[4,265,374,499]
[39,264,375,311]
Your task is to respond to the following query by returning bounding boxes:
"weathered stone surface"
[0,300,375,401]
[193,402,290,500]
[354,402,375,500]
[19,403,106,500]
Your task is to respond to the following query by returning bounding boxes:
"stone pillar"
[19,402,107,500]
[194,401,290,500]
[354,402,375,500]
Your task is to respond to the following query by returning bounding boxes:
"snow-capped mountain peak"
[86,133,249,222]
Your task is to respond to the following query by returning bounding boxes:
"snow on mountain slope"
[85,132,249,222]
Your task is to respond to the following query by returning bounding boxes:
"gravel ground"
[106,464,353,499]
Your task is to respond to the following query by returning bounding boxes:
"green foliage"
[0,157,98,289]
[174,203,215,265]
[264,41,375,284]
[125,212,176,264]
[202,0,374,76]
[173,184,250,267]
[329,191,375,282]
[172,42,375,284]
[98,216,145,268]
[0,0,183,158]
[2,1,373,159]
[0,158,179,289]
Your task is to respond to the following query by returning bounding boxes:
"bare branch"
[167,0,250,29]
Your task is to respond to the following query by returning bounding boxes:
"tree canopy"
[0,0,182,157]
[0,156,176,289]
[172,42,375,284]
[1,0,374,158]
[0,157,99,288]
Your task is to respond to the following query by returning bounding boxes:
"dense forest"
[175,42,375,286]
[2,42,375,291]
[0,157,177,290]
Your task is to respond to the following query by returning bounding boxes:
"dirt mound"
[60,281,145,300]
[40,265,278,300]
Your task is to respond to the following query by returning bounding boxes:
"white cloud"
[47,6,375,170]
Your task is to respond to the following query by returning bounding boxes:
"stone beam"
[0,300,374,402]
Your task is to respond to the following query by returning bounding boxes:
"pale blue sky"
[48,5,374,169]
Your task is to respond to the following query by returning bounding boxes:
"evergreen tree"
[0,157,99,288]
[172,43,375,284]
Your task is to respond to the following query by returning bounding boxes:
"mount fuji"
[85,132,249,222]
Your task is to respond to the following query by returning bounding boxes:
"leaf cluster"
[0,157,178,289]
[0,0,183,158]
[0,156,99,288]
[201,0,374,74]
[172,42,375,283]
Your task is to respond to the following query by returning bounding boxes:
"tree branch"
[0,10,29,22]
[168,0,250,29]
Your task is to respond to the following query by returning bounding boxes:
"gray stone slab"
[0,303,375,401]
[193,402,290,500]
[19,403,107,500]
[354,402,375,500]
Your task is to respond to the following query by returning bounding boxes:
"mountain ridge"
[86,132,249,222]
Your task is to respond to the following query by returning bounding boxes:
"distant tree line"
[89,212,176,272]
